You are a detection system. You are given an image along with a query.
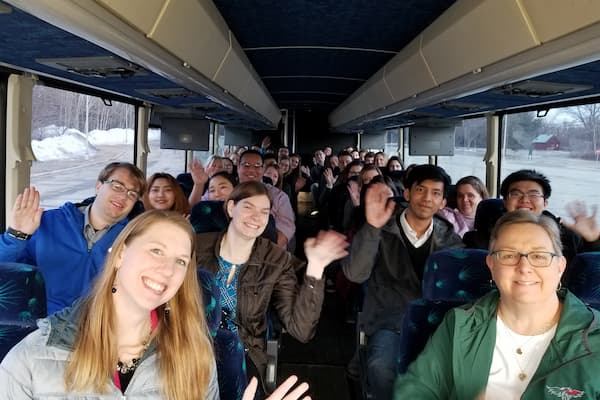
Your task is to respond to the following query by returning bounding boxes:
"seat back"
[463,198,505,249]
[397,249,492,373]
[566,252,600,309]
[0,262,47,361]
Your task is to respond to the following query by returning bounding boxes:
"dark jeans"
[367,329,401,400]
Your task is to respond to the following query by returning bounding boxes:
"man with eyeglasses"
[238,150,295,248]
[0,162,146,314]
[468,169,600,271]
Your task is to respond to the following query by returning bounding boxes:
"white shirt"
[485,316,557,400]
[399,210,433,248]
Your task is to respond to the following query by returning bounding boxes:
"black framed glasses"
[507,190,544,201]
[103,179,140,201]
[491,250,557,268]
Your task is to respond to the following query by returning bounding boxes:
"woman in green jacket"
[395,210,600,399]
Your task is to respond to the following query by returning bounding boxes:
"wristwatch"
[6,227,32,240]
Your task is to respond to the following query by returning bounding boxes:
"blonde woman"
[0,210,218,399]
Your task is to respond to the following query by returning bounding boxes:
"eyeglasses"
[491,250,557,268]
[508,190,544,201]
[241,162,264,169]
[103,179,140,201]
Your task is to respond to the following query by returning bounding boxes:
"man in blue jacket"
[0,162,145,314]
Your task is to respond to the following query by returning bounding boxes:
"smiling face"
[503,180,548,215]
[264,166,280,186]
[207,175,235,201]
[226,194,270,239]
[404,179,447,221]
[238,153,264,183]
[148,178,175,211]
[456,183,483,218]
[114,221,191,315]
[487,223,565,307]
[94,167,141,225]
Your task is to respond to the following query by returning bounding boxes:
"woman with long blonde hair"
[0,210,218,399]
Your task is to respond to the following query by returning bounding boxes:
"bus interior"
[3,1,600,399]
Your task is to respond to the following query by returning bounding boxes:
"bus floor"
[279,211,361,400]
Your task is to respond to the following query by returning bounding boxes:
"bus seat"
[463,198,505,249]
[0,262,47,361]
[176,172,194,198]
[397,249,492,374]
[197,268,247,400]
[566,252,600,309]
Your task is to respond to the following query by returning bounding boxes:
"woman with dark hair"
[207,172,237,202]
[143,172,190,215]
[439,175,489,237]
[196,181,348,395]
[0,211,218,399]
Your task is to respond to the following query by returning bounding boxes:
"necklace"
[116,329,153,374]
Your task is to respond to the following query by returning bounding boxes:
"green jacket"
[394,290,600,399]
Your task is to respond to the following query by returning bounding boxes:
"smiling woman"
[196,181,349,396]
[394,210,600,399]
[0,210,218,399]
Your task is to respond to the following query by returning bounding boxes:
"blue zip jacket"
[0,202,128,314]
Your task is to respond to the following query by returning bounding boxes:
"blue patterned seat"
[566,252,600,309]
[197,268,247,400]
[397,249,492,373]
[0,262,47,361]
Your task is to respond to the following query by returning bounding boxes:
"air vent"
[494,80,593,98]
[137,88,200,100]
[440,101,491,112]
[36,56,146,78]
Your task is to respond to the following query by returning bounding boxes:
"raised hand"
[261,136,272,150]
[562,200,600,242]
[364,183,395,228]
[242,376,310,400]
[347,180,360,206]
[9,187,43,235]
[305,230,349,279]
[323,168,336,189]
[189,158,209,186]
[300,166,310,177]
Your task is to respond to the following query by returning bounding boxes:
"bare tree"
[565,104,600,153]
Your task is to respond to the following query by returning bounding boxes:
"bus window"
[146,128,186,176]
[30,85,135,209]
[501,108,600,216]
[437,117,487,184]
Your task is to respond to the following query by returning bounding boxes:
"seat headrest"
[190,201,228,233]
[0,262,47,321]
[474,198,505,233]
[566,252,600,309]
[422,249,493,302]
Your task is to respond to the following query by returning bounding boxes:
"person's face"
[207,175,234,201]
[148,178,175,211]
[324,147,332,156]
[456,183,483,218]
[339,155,352,170]
[222,159,234,174]
[207,158,224,177]
[388,160,402,171]
[238,154,264,183]
[364,156,374,165]
[348,165,363,178]
[290,156,300,170]
[230,154,240,166]
[362,169,380,185]
[95,167,141,224]
[329,156,339,168]
[278,148,289,159]
[404,179,447,221]
[279,159,290,175]
[375,154,386,168]
[486,223,565,307]
[226,195,270,239]
[314,151,325,164]
[351,151,359,159]
[264,166,279,185]
[114,221,191,315]
[503,180,548,215]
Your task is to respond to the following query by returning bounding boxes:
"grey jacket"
[343,206,464,335]
[0,303,220,399]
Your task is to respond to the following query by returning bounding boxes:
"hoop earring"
[489,279,496,288]
[164,302,171,317]
[557,281,562,292]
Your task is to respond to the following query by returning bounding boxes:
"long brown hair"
[143,173,190,214]
[65,210,213,399]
